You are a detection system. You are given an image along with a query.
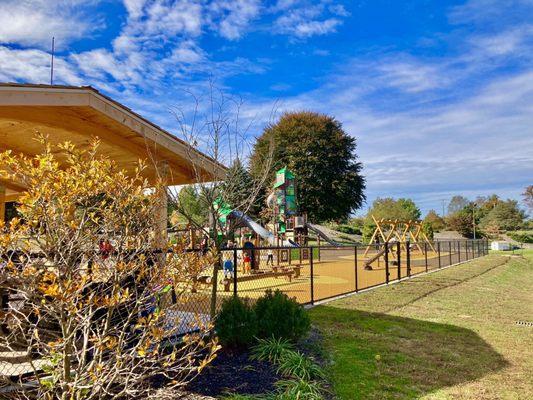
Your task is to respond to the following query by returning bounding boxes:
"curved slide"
[306,223,340,246]
[230,210,276,245]
[230,211,300,247]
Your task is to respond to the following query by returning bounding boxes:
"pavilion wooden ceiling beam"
[0,84,226,184]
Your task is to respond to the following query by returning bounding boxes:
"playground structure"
[208,166,339,249]
[363,215,436,270]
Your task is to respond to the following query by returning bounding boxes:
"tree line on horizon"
[173,110,530,242]
[349,192,531,243]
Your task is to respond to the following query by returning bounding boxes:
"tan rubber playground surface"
[176,248,467,311]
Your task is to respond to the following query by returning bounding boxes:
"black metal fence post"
[233,248,238,297]
[397,242,401,281]
[449,241,452,265]
[437,241,441,268]
[424,242,428,272]
[354,245,358,292]
[384,242,390,284]
[458,240,461,262]
[310,246,314,304]
[406,241,411,277]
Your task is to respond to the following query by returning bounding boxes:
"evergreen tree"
[222,159,263,218]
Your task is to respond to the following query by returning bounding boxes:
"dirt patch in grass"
[310,254,533,399]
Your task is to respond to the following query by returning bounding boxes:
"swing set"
[363,215,435,269]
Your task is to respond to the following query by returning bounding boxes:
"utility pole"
[441,199,447,217]
[50,37,55,85]
[472,204,476,239]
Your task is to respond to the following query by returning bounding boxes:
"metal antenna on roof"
[50,37,55,85]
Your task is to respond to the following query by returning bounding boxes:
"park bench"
[272,264,302,278]
[191,275,212,293]
[222,270,294,292]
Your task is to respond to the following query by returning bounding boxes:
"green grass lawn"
[309,251,533,399]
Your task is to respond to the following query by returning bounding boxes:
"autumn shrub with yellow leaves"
[0,138,219,399]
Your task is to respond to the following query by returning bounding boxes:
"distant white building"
[491,241,510,251]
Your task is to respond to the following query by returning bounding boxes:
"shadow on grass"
[310,306,509,400]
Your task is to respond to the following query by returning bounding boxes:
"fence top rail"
[1,238,487,258]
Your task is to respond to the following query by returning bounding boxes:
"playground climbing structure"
[363,215,435,269]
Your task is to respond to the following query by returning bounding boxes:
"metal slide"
[306,223,340,246]
[230,210,276,245]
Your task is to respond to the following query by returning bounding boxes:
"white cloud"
[449,0,533,25]
[468,25,533,57]
[123,0,149,19]
[143,0,203,37]
[376,60,448,93]
[209,0,261,40]
[0,46,83,85]
[275,6,342,38]
[0,0,103,49]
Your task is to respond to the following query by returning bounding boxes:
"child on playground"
[267,248,274,266]
[243,253,251,274]
[223,257,234,279]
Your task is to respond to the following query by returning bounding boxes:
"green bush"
[507,232,533,243]
[215,296,257,348]
[336,224,361,235]
[276,350,325,381]
[254,290,310,342]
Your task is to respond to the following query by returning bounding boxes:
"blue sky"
[0,0,532,216]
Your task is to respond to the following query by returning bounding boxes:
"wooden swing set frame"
[363,215,436,257]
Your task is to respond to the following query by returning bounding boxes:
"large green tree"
[366,197,421,221]
[362,197,421,242]
[423,210,446,232]
[250,111,365,222]
[479,200,526,231]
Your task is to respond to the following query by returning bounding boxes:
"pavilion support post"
[0,185,5,223]
[154,185,169,251]
[154,171,173,305]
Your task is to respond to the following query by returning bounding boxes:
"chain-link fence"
[0,239,488,385]
[219,239,489,305]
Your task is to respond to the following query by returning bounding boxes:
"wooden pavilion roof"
[0,83,226,201]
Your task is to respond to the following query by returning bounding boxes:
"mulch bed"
[186,348,280,397]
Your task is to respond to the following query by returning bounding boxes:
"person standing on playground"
[267,248,274,266]
[200,235,209,254]
[243,252,251,274]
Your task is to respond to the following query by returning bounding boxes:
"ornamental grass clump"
[251,338,327,400]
